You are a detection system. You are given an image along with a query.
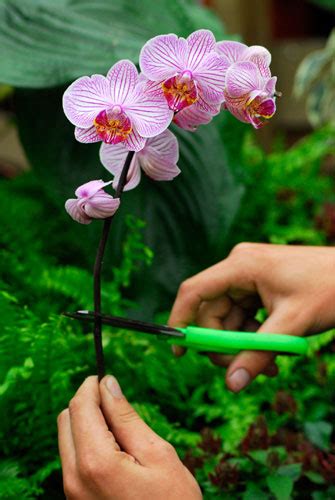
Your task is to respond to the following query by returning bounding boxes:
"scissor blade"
[63,311,185,339]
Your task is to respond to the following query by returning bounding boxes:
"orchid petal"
[140,34,187,81]
[75,126,101,143]
[75,179,112,199]
[257,98,276,118]
[223,93,250,122]
[125,93,173,138]
[243,45,272,78]
[193,53,229,103]
[124,128,147,152]
[225,61,262,98]
[216,40,247,63]
[186,29,216,70]
[139,130,180,181]
[107,60,138,104]
[65,198,91,224]
[84,192,120,218]
[63,75,111,128]
[99,143,142,191]
[195,93,221,114]
[265,76,277,95]
[174,105,214,131]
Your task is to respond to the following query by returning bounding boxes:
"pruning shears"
[64,310,309,356]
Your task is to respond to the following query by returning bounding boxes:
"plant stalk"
[93,150,135,381]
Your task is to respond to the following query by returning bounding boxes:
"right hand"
[169,243,335,392]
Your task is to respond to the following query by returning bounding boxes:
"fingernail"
[105,375,123,399]
[171,345,178,356]
[228,368,250,392]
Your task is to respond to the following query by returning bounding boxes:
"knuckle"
[231,242,258,256]
[178,278,193,297]
[57,408,69,426]
[156,440,178,459]
[68,397,81,416]
[118,406,140,424]
[78,455,106,482]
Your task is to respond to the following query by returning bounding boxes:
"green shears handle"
[167,326,308,355]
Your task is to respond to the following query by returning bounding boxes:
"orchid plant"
[62,30,278,380]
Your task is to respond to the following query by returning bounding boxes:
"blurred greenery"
[1,0,335,498]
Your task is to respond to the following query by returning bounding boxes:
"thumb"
[225,303,308,393]
[100,375,176,466]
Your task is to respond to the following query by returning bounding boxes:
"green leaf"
[243,482,270,500]
[304,471,325,485]
[0,0,225,88]
[266,475,294,500]
[304,421,333,450]
[276,463,302,481]
[294,50,330,98]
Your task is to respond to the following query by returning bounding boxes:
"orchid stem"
[93,150,135,381]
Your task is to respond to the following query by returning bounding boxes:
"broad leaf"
[0,0,226,88]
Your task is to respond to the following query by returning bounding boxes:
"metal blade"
[63,310,185,338]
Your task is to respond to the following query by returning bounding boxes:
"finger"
[226,303,308,392]
[171,344,186,357]
[69,376,120,460]
[57,409,76,474]
[207,353,278,377]
[100,376,177,467]
[168,258,257,329]
[196,297,232,328]
[221,304,246,331]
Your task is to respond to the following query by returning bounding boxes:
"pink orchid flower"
[63,60,173,152]
[216,41,277,128]
[139,29,229,114]
[65,180,120,224]
[99,130,180,191]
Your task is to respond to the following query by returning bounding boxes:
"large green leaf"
[0,0,226,88]
[14,87,246,315]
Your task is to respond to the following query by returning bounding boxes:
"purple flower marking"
[216,41,277,128]
[63,60,173,152]
[140,30,229,113]
[65,180,120,224]
[99,130,180,190]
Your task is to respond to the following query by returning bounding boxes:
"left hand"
[57,376,202,500]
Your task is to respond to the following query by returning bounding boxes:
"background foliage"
[1,0,335,498]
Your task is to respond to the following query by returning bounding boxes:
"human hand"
[58,376,201,500]
[169,243,335,392]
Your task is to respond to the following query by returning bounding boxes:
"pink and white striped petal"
[225,61,262,98]
[174,105,214,131]
[265,76,277,95]
[65,198,92,224]
[125,93,173,138]
[75,179,112,199]
[140,34,188,81]
[195,93,222,114]
[75,125,101,143]
[63,74,111,128]
[216,40,247,64]
[243,45,272,78]
[186,29,216,70]
[83,192,120,219]
[124,128,147,152]
[139,129,179,181]
[107,60,138,104]
[193,52,229,103]
[100,143,142,191]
